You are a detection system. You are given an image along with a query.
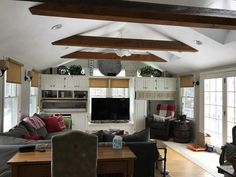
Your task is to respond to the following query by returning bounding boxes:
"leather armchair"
[145,104,176,140]
[146,116,175,140]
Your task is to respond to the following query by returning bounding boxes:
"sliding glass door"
[202,72,236,147]
[204,78,223,147]
[227,77,236,142]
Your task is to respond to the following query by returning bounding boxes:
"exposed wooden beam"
[29,0,236,30]
[62,51,167,62]
[53,35,197,52]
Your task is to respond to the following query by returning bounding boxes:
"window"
[29,87,38,116]
[227,77,236,142]
[111,88,129,98]
[4,83,19,132]
[181,87,194,119]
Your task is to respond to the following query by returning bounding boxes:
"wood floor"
[156,147,215,177]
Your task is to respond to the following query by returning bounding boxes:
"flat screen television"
[91,98,130,122]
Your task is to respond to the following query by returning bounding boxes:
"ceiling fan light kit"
[115,49,132,57]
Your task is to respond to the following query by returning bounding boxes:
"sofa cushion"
[34,113,53,119]
[123,129,149,142]
[20,121,38,136]
[63,117,72,129]
[92,130,105,142]
[57,116,66,130]
[36,126,48,138]
[1,123,30,138]
[103,133,115,142]
[43,117,64,133]
[23,135,44,140]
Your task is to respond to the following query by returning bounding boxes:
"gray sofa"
[0,135,51,177]
[0,128,159,177]
[0,116,70,177]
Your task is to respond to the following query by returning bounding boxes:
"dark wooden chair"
[52,130,97,177]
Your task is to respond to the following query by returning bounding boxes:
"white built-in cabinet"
[71,113,88,132]
[135,77,156,91]
[134,100,147,132]
[41,74,88,91]
[135,77,176,91]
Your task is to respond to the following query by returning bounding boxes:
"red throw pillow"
[115,130,124,136]
[23,135,44,140]
[43,117,62,132]
[57,116,66,130]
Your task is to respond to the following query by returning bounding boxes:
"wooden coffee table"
[8,146,136,177]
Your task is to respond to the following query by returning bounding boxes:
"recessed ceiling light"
[194,40,202,45]
[51,24,63,30]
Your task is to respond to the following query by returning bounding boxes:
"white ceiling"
[0,0,236,74]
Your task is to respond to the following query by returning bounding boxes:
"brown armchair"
[145,104,176,140]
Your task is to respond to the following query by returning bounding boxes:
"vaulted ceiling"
[1,0,236,74]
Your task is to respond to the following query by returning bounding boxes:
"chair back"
[156,104,176,118]
[233,126,236,145]
[52,131,97,177]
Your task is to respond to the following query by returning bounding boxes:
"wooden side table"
[173,120,191,143]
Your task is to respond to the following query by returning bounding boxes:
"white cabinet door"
[71,113,88,132]
[78,76,89,90]
[134,100,147,132]
[41,75,60,90]
[135,77,156,91]
[145,78,156,91]
[156,78,165,91]
[155,78,176,91]
[63,76,75,90]
[72,76,81,90]
[164,78,176,91]
[135,78,145,91]
[55,76,66,90]
[67,76,88,90]
[41,75,51,90]
[41,75,89,91]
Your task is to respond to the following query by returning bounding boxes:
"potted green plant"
[139,65,153,77]
[69,65,83,75]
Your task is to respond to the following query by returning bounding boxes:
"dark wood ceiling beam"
[29,0,236,30]
[62,51,167,62]
[53,35,197,52]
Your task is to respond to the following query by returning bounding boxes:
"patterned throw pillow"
[56,116,66,130]
[23,116,45,129]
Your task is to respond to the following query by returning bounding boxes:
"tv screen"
[91,98,130,121]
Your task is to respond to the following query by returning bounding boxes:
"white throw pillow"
[153,114,171,122]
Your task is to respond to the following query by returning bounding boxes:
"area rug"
[164,140,221,177]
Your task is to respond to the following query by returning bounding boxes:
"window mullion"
[222,77,228,144]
